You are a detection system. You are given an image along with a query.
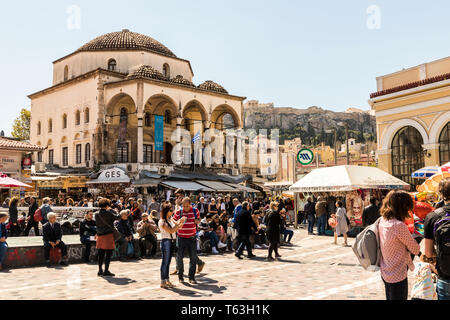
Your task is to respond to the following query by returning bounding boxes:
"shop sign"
[22,155,32,170]
[0,154,21,173]
[38,177,64,189]
[88,188,101,194]
[90,168,130,184]
[297,148,314,165]
[63,176,87,189]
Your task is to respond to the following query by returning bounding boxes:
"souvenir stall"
[289,165,411,233]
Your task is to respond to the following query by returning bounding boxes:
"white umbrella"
[289,165,410,193]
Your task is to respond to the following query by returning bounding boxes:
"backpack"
[34,208,43,222]
[352,218,381,271]
[433,207,450,278]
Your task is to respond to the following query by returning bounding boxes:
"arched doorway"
[439,122,450,165]
[391,126,425,186]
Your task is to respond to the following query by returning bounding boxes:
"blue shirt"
[232,204,243,224]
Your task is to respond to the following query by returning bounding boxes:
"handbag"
[96,211,122,242]
[127,242,134,256]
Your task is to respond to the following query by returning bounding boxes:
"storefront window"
[391,126,424,186]
[439,122,450,165]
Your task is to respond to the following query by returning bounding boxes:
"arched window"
[84,108,90,123]
[48,119,53,133]
[163,63,170,78]
[75,110,81,125]
[108,59,117,71]
[64,66,69,81]
[37,122,41,135]
[62,114,67,129]
[165,110,171,124]
[144,112,151,127]
[85,143,91,162]
[439,122,450,165]
[391,126,425,186]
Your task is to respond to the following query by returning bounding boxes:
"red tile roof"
[0,137,46,151]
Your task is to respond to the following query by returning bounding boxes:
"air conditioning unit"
[159,166,174,176]
[86,160,94,168]
[126,163,139,173]
[35,162,46,172]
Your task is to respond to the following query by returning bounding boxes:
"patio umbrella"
[0,173,32,188]
[417,172,450,193]
[411,166,440,179]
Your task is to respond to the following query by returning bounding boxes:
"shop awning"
[196,180,239,192]
[132,178,161,187]
[160,181,214,192]
[225,183,260,193]
[87,168,130,184]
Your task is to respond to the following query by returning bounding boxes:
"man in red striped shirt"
[173,197,201,284]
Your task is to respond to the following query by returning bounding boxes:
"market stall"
[86,167,132,198]
[289,165,410,232]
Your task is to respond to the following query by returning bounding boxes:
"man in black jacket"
[114,210,140,261]
[362,197,380,227]
[80,211,97,262]
[23,197,39,237]
[235,202,257,259]
[42,213,68,267]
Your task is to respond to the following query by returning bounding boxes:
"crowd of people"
[1,179,449,301]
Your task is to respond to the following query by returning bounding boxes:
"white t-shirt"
[158,219,175,240]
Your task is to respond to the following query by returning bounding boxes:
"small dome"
[171,75,195,87]
[77,30,176,58]
[127,65,165,81]
[198,81,228,94]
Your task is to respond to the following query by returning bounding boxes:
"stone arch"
[211,104,241,130]
[429,111,450,144]
[381,118,429,150]
[105,93,137,126]
[145,94,178,127]
[182,100,208,135]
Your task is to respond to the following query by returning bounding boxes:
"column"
[377,149,392,174]
[137,82,144,164]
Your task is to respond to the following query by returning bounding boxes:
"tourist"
[304,197,316,235]
[234,201,257,259]
[208,198,219,216]
[95,198,120,277]
[23,197,39,237]
[115,210,141,260]
[362,197,380,227]
[196,197,208,219]
[8,197,20,237]
[424,178,450,300]
[40,197,53,226]
[137,212,158,258]
[216,212,229,246]
[130,201,142,228]
[0,213,8,271]
[80,211,97,263]
[252,210,268,249]
[315,196,328,236]
[280,209,294,245]
[265,201,283,261]
[148,197,161,218]
[379,190,420,300]
[43,212,69,268]
[173,197,201,284]
[225,196,234,216]
[332,200,349,246]
[159,204,186,289]
[232,198,243,224]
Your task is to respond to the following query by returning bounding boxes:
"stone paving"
[0,228,420,300]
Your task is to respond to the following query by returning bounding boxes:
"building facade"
[369,56,450,185]
[29,30,245,171]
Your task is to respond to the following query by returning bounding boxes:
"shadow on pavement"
[102,277,137,286]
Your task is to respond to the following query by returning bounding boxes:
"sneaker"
[262,244,269,249]
[103,271,115,277]
[218,242,227,249]
[97,271,104,277]
[197,262,205,274]
[254,244,262,249]
[212,247,219,254]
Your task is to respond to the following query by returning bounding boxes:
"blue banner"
[155,115,164,151]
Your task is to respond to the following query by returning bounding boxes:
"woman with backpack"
[379,190,420,300]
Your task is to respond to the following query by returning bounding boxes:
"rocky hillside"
[243,105,376,146]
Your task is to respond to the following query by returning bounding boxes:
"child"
[410,253,437,300]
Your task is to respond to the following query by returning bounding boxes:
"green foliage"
[11,108,31,140]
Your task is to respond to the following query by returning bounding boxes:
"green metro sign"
[297,148,314,165]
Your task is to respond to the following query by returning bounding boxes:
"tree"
[11,108,31,140]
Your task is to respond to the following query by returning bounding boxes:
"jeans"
[176,236,198,280]
[81,239,94,262]
[382,277,408,300]
[307,215,315,234]
[160,239,172,281]
[281,228,294,243]
[205,231,219,248]
[44,241,67,261]
[317,215,327,235]
[437,279,450,300]
[236,234,253,257]
[0,243,7,266]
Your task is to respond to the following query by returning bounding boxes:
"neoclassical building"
[369,56,450,186]
[29,30,245,170]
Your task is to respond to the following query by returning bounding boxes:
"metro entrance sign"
[297,148,314,165]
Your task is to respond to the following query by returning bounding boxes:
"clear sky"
[1,0,450,135]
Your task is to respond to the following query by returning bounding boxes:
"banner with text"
[155,115,164,151]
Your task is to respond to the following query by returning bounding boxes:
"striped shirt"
[173,206,199,238]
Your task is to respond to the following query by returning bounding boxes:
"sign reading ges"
[93,168,131,184]
[297,148,314,165]
[104,170,121,179]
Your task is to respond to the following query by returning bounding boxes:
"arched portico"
[381,118,429,151]
[210,104,241,130]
